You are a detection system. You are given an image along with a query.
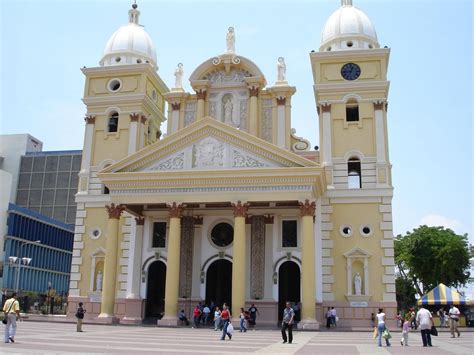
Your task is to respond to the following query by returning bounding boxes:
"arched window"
[346,99,359,122]
[348,158,362,189]
[108,112,119,133]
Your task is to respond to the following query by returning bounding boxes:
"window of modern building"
[282,220,297,248]
[108,112,119,133]
[346,100,359,122]
[348,158,362,189]
[152,222,167,248]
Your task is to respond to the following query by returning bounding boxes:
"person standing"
[281,301,295,344]
[220,304,232,340]
[439,308,445,327]
[214,306,222,331]
[202,304,211,325]
[448,304,461,338]
[416,306,433,347]
[376,308,391,347]
[330,307,337,327]
[248,303,259,327]
[75,302,86,332]
[192,305,201,328]
[326,307,332,329]
[400,315,410,346]
[3,292,20,343]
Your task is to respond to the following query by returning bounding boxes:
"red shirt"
[221,310,230,320]
[193,308,201,317]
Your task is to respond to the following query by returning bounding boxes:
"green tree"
[395,276,417,311]
[395,225,470,296]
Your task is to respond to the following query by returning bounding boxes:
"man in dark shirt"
[281,301,295,344]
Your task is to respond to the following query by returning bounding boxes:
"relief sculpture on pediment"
[193,137,224,169]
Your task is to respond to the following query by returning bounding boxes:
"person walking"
[448,304,461,338]
[202,305,211,325]
[281,301,295,344]
[220,304,232,340]
[192,305,201,328]
[400,315,410,346]
[416,306,433,347]
[3,292,20,343]
[376,308,391,347]
[213,306,222,331]
[239,308,247,332]
[75,302,86,332]
[439,308,445,327]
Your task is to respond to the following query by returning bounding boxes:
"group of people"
[375,304,462,348]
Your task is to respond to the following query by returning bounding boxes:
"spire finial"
[129,2,140,24]
[341,0,353,6]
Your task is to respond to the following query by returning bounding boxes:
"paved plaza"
[0,322,472,354]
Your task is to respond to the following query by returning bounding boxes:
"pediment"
[343,247,372,258]
[103,117,318,174]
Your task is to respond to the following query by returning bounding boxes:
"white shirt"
[449,306,460,319]
[416,308,432,330]
[203,307,210,314]
[376,312,385,325]
[330,309,337,317]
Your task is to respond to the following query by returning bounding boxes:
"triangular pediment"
[103,117,318,173]
[343,247,372,258]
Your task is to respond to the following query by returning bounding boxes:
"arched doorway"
[206,259,232,310]
[278,261,301,321]
[145,260,166,319]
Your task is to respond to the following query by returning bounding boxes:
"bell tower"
[78,3,169,196]
[311,0,397,319]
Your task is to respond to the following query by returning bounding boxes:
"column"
[276,97,286,148]
[160,202,183,326]
[320,103,332,165]
[364,258,369,296]
[196,90,206,120]
[346,257,352,295]
[170,102,181,134]
[299,200,320,329]
[98,203,124,321]
[78,115,95,193]
[248,86,259,135]
[231,201,248,319]
[128,113,140,154]
[373,101,387,164]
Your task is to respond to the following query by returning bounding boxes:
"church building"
[68,0,396,328]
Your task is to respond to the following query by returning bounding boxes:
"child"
[401,315,410,346]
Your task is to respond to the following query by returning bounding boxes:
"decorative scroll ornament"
[232,200,249,217]
[167,202,184,218]
[290,128,311,151]
[299,199,316,217]
[84,115,96,124]
[135,216,145,225]
[106,203,124,219]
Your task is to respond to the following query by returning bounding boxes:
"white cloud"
[419,214,463,233]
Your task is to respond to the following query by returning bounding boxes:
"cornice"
[310,48,390,61]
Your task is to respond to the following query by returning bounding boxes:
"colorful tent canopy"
[417,283,467,306]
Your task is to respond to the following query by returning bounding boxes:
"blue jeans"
[221,320,231,340]
[377,324,390,346]
[240,318,247,331]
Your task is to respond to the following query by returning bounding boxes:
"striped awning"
[418,283,467,306]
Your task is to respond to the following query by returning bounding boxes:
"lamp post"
[8,240,41,292]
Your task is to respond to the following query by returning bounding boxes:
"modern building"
[3,203,73,295]
[69,0,396,328]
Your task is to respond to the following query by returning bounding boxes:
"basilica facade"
[68,0,396,328]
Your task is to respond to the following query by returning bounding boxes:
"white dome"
[320,1,379,52]
[100,5,157,69]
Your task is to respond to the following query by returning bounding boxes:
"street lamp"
[8,240,41,292]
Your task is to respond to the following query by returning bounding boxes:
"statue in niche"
[354,272,362,295]
[226,27,235,53]
[96,270,103,291]
[224,97,233,124]
[277,57,286,81]
[174,63,184,89]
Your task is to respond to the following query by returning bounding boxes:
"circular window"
[368,44,373,49]
[347,41,353,48]
[210,223,234,248]
[327,46,332,52]
[137,59,142,64]
[108,79,121,92]
[115,57,121,63]
[360,225,373,237]
[339,225,353,238]
[89,227,102,240]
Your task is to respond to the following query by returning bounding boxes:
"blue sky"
[0,0,472,242]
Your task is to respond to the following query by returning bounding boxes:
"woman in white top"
[214,306,222,331]
[376,308,391,347]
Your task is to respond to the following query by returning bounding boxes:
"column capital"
[232,201,249,218]
[135,216,145,225]
[196,89,207,100]
[299,199,316,217]
[264,214,274,224]
[140,114,148,124]
[106,203,124,219]
[84,115,96,124]
[320,103,331,113]
[373,100,387,111]
[276,96,286,106]
[248,86,259,97]
[193,216,203,225]
[130,113,141,122]
[171,102,181,111]
[167,202,184,218]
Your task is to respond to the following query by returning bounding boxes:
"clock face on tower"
[341,63,361,81]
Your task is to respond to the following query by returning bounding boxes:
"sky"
[0,0,472,243]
